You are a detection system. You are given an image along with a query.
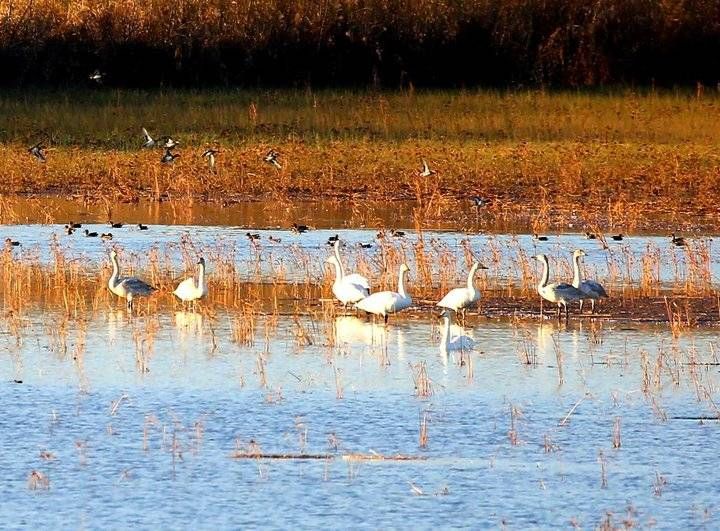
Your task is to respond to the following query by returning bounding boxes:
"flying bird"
[264,149,282,169]
[28,143,46,162]
[162,137,179,149]
[89,70,104,84]
[161,148,179,164]
[202,149,219,170]
[141,128,156,148]
[419,159,435,177]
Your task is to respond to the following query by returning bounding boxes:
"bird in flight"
[28,142,47,162]
[202,149,219,170]
[89,70,104,84]
[161,148,180,164]
[419,159,435,177]
[264,149,282,169]
[142,128,156,148]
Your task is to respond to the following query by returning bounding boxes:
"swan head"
[439,309,453,320]
[110,250,118,260]
[573,249,586,258]
[533,254,547,262]
[400,263,410,274]
[197,257,205,266]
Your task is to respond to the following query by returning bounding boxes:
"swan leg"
[556,304,561,320]
[591,299,596,313]
[579,299,584,314]
[383,314,389,325]
[564,302,570,321]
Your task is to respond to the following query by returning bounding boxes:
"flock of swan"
[107,240,608,352]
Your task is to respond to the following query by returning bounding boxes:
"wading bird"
[108,250,156,310]
[174,257,208,308]
[571,249,608,313]
[326,255,370,307]
[355,264,411,324]
[534,254,584,320]
[437,261,484,322]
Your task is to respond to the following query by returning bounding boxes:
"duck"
[291,223,309,234]
[4,238,20,247]
[419,159,435,177]
[161,148,179,164]
[84,229,98,237]
[101,233,113,241]
[141,127,156,148]
[137,224,149,230]
[109,221,123,228]
[202,148,219,170]
[611,234,624,241]
[671,233,686,247]
[246,232,261,241]
[28,142,46,162]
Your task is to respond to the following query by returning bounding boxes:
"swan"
[534,254,584,320]
[571,249,608,313]
[333,240,371,293]
[437,261,483,321]
[326,255,370,307]
[439,310,475,353]
[108,250,157,309]
[174,257,208,307]
[355,263,411,324]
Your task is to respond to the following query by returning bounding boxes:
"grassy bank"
[1,89,720,231]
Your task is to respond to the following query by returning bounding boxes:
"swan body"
[355,264,411,323]
[108,250,156,309]
[571,249,608,313]
[174,257,208,304]
[326,255,369,306]
[333,240,370,292]
[439,310,475,353]
[534,254,584,319]
[437,262,482,318]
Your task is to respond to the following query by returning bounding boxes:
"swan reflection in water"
[334,316,406,359]
[174,311,204,339]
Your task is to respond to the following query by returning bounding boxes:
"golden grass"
[2,89,720,231]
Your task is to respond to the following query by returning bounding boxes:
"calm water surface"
[1,306,719,528]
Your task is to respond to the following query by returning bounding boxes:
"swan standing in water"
[571,249,608,313]
[174,257,208,308]
[437,261,483,322]
[534,254,584,320]
[326,255,370,307]
[439,310,475,353]
[333,240,371,292]
[355,264,411,324]
[108,250,157,310]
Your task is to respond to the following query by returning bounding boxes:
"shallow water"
[1,223,714,288]
[2,306,720,528]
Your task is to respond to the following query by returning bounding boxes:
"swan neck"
[397,268,407,297]
[572,254,582,287]
[333,244,346,278]
[198,261,206,289]
[330,259,343,282]
[466,263,478,291]
[109,254,119,287]
[538,256,549,289]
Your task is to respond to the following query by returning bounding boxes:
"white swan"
[333,241,371,292]
[108,250,157,309]
[572,249,608,313]
[534,254,584,320]
[437,261,483,320]
[326,255,370,306]
[439,310,475,353]
[355,263,411,324]
[174,257,208,306]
